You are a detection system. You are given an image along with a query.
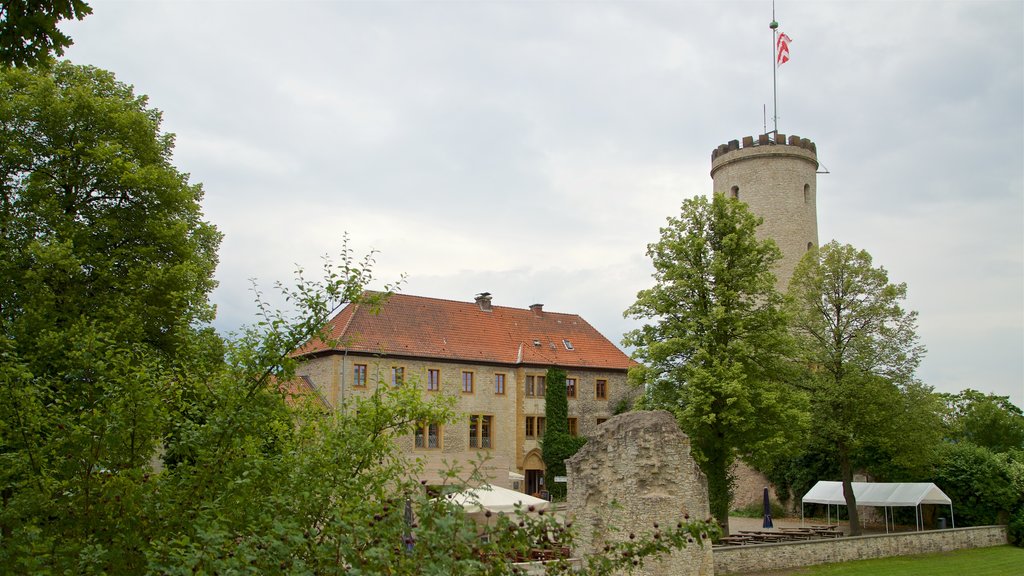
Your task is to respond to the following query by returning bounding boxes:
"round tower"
[710,133,819,291]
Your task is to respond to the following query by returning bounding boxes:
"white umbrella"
[445,484,550,515]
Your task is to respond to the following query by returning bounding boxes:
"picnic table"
[738,531,792,543]
[716,535,754,546]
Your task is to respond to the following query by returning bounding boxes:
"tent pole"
[950,504,955,528]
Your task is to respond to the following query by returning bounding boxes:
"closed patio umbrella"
[763,487,774,529]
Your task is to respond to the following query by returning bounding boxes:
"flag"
[776,32,792,67]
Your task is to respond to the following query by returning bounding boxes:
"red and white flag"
[776,32,792,67]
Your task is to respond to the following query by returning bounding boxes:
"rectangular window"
[566,377,577,399]
[462,371,474,394]
[525,416,536,438]
[525,375,535,397]
[415,422,441,449]
[596,379,608,400]
[596,417,608,426]
[353,364,367,387]
[469,415,493,449]
[481,415,492,448]
[537,416,545,438]
[427,369,440,391]
[494,373,506,395]
[567,417,578,436]
[391,366,404,387]
[536,375,546,397]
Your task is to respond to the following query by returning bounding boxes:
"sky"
[61,0,1023,408]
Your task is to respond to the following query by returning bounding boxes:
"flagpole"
[770,2,779,136]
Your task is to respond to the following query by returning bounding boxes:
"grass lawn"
[746,546,1023,575]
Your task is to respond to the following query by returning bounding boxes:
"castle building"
[293,292,636,494]
[711,133,819,290]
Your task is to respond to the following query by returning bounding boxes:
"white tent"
[445,484,550,515]
[801,481,954,532]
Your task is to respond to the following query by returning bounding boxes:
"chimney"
[529,303,543,317]
[475,292,492,312]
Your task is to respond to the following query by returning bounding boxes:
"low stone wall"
[713,526,1008,575]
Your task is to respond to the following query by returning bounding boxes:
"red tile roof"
[296,293,636,371]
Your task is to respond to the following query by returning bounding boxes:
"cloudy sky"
[62,1,1022,407]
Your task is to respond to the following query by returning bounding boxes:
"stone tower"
[710,133,819,291]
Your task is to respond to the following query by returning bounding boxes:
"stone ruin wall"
[566,410,714,576]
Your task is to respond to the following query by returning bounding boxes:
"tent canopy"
[802,481,952,507]
[444,484,549,515]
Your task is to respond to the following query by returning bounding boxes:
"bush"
[730,501,787,519]
[1009,506,1024,547]
[931,442,1018,526]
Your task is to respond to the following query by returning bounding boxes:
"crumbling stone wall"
[566,410,714,576]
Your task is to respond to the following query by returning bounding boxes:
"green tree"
[787,241,940,535]
[624,194,807,534]
[1,1,93,67]
[542,367,586,500]
[0,61,220,570]
[942,389,1024,453]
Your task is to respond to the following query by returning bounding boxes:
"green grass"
[760,546,1023,576]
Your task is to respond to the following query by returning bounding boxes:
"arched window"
[804,184,810,204]
[807,242,814,251]
[730,185,739,200]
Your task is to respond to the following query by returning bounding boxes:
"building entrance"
[526,469,544,497]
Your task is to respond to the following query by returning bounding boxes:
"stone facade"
[713,525,1008,574]
[292,334,634,485]
[710,134,819,291]
[566,410,714,576]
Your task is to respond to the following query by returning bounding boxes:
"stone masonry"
[711,134,819,292]
[566,410,714,576]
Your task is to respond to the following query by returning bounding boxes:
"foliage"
[1009,505,1024,547]
[624,193,808,533]
[764,442,839,509]
[0,62,221,354]
[928,441,1018,527]
[542,367,586,500]
[730,500,787,519]
[1,1,93,67]
[941,389,1024,453]
[786,241,941,535]
[0,61,221,571]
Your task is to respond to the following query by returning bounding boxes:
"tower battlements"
[711,133,816,162]
[708,132,820,291]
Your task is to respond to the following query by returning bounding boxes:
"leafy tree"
[941,389,1024,453]
[0,61,221,354]
[542,367,586,500]
[624,194,808,534]
[787,241,941,535]
[1,1,93,67]
[0,61,220,569]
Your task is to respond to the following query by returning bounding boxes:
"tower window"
[804,184,810,204]
[807,242,814,251]
[730,185,739,200]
